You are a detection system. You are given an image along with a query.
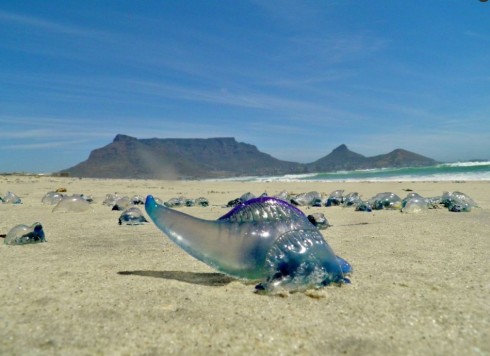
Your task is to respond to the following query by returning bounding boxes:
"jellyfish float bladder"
[145,196,351,292]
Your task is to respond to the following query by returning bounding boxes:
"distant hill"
[307,144,438,172]
[60,134,437,179]
[306,144,367,172]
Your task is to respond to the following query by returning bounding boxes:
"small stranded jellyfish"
[342,192,362,207]
[401,197,429,213]
[52,195,92,212]
[42,191,64,205]
[103,193,119,206]
[1,191,22,204]
[164,197,186,208]
[273,190,291,203]
[118,207,148,225]
[307,213,332,230]
[369,192,402,210]
[291,191,323,207]
[4,222,46,245]
[325,190,344,206]
[441,191,478,212]
[195,197,209,207]
[355,202,372,212]
[112,196,131,211]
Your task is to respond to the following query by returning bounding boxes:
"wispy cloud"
[464,31,490,41]
[283,33,387,65]
[1,139,92,150]
[0,9,102,37]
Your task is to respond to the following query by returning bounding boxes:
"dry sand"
[1,175,489,355]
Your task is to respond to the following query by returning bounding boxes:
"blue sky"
[1,1,489,173]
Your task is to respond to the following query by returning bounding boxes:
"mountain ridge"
[60,134,438,179]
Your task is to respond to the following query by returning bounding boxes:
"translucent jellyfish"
[448,203,472,212]
[426,196,443,209]
[307,213,332,230]
[195,197,209,207]
[1,191,21,204]
[441,191,478,212]
[52,195,93,212]
[4,222,46,245]
[42,191,64,205]
[103,193,119,206]
[164,197,186,208]
[118,207,148,225]
[145,195,351,292]
[240,192,256,202]
[273,190,291,203]
[184,198,196,207]
[355,201,372,212]
[401,197,429,213]
[227,192,256,207]
[325,190,344,206]
[368,192,401,210]
[342,192,362,207]
[112,196,131,211]
[291,191,323,207]
[401,192,424,209]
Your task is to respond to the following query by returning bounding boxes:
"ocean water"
[224,161,490,183]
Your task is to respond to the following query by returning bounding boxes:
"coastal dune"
[1,176,489,355]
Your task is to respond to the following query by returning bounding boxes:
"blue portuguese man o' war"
[145,196,352,292]
[4,222,46,245]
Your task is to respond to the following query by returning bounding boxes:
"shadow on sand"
[117,270,236,287]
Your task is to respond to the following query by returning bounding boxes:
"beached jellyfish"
[145,196,352,292]
[355,202,372,212]
[441,191,478,212]
[103,193,119,206]
[52,195,92,212]
[226,192,256,207]
[112,196,131,211]
[401,197,429,213]
[4,222,46,245]
[195,197,209,207]
[369,192,401,210]
[184,198,195,207]
[291,191,323,207]
[307,213,332,230]
[118,207,148,225]
[402,192,424,201]
[325,190,344,206]
[164,197,186,208]
[1,191,21,204]
[274,190,291,203]
[342,192,362,207]
[426,196,443,209]
[41,191,64,205]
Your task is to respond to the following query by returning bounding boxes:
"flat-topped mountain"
[60,134,437,179]
[62,134,303,179]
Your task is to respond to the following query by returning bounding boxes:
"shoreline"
[1,175,489,355]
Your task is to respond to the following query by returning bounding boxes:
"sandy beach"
[1,175,488,355]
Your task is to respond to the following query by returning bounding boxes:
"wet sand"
[1,175,489,355]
